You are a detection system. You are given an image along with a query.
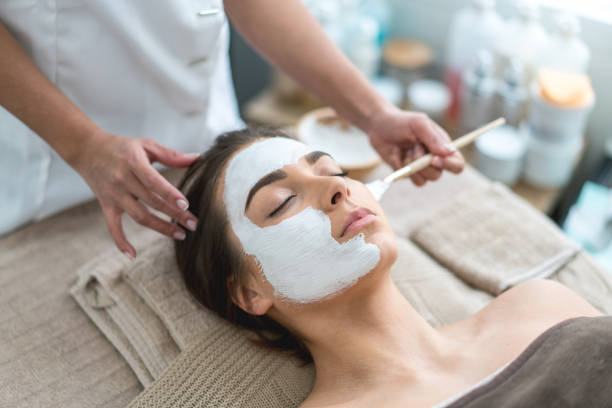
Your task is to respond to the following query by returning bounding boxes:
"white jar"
[523,127,583,188]
[495,0,548,82]
[528,82,595,141]
[346,15,381,79]
[407,79,450,124]
[372,76,403,107]
[474,125,526,185]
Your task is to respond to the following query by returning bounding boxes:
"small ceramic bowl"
[474,125,527,186]
[295,107,382,178]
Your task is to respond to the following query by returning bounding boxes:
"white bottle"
[540,13,590,74]
[359,0,392,46]
[302,0,344,47]
[497,60,529,128]
[460,50,498,133]
[445,0,503,120]
[346,14,381,79]
[495,0,548,82]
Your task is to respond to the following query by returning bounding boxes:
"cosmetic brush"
[366,117,506,201]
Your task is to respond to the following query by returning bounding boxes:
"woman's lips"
[341,207,376,238]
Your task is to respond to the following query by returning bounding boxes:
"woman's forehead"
[223,138,313,218]
[226,138,312,187]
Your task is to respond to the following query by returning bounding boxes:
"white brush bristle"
[366,179,390,201]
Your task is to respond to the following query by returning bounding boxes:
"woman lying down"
[174,127,610,408]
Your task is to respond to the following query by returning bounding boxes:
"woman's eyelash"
[267,172,347,217]
[269,195,296,217]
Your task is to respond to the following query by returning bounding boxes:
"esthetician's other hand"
[71,130,200,259]
[366,105,465,186]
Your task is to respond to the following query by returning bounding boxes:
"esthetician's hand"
[366,105,465,186]
[71,130,200,259]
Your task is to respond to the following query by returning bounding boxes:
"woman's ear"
[228,276,272,316]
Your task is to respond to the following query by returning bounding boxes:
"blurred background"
[227,0,612,270]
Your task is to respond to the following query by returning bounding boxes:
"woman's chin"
[364,229,398,270]
[331,233,397,303]
[276,230,397,309]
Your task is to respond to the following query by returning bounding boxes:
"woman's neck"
[297,274,460,397]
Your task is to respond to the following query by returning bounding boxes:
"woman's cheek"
[349,180,382,210]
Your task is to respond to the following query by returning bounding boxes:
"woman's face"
[220,137,397,305]
[244,150,392,249]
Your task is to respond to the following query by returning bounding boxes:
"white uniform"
[0,0,244,236]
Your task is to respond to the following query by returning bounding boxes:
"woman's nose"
[319,176,349,211]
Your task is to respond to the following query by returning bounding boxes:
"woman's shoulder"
[477,279,603,330]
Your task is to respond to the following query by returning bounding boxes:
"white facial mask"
[223,137,380,303]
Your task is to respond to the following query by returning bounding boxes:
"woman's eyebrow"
[245,169,287,211]
[305,150,331,164]
[244,151,332,211]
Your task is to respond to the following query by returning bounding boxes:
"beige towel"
[70,246,180,386]
[411,183,580,295]
[121,237,221,350]
[128,322,315,408]
[411,183,612,313]
[0,168,189,408]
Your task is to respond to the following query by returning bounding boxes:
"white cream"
[223,137,380,303]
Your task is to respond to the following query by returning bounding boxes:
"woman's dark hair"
[174,126,312,364]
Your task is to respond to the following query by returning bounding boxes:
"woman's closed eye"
[269,194,296,217]
[267,172,348,218]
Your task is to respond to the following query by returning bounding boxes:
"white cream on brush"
[223,137,380,303]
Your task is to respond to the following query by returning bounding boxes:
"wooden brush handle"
[383,117,506,184]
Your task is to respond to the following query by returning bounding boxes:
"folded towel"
[121,237,222,350]
[411,183,612,314]
[71,270,155,387]
[411,183,582,295]
[70,246,180,386]
[127,322,315,408]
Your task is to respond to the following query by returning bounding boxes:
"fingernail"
[187,219,197,231]
[445,144,457,153]
[432,156,444,167]
[174,230,186,240]
[187,152,200,159]
[177,199,189,211]
[123,250,135,260]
